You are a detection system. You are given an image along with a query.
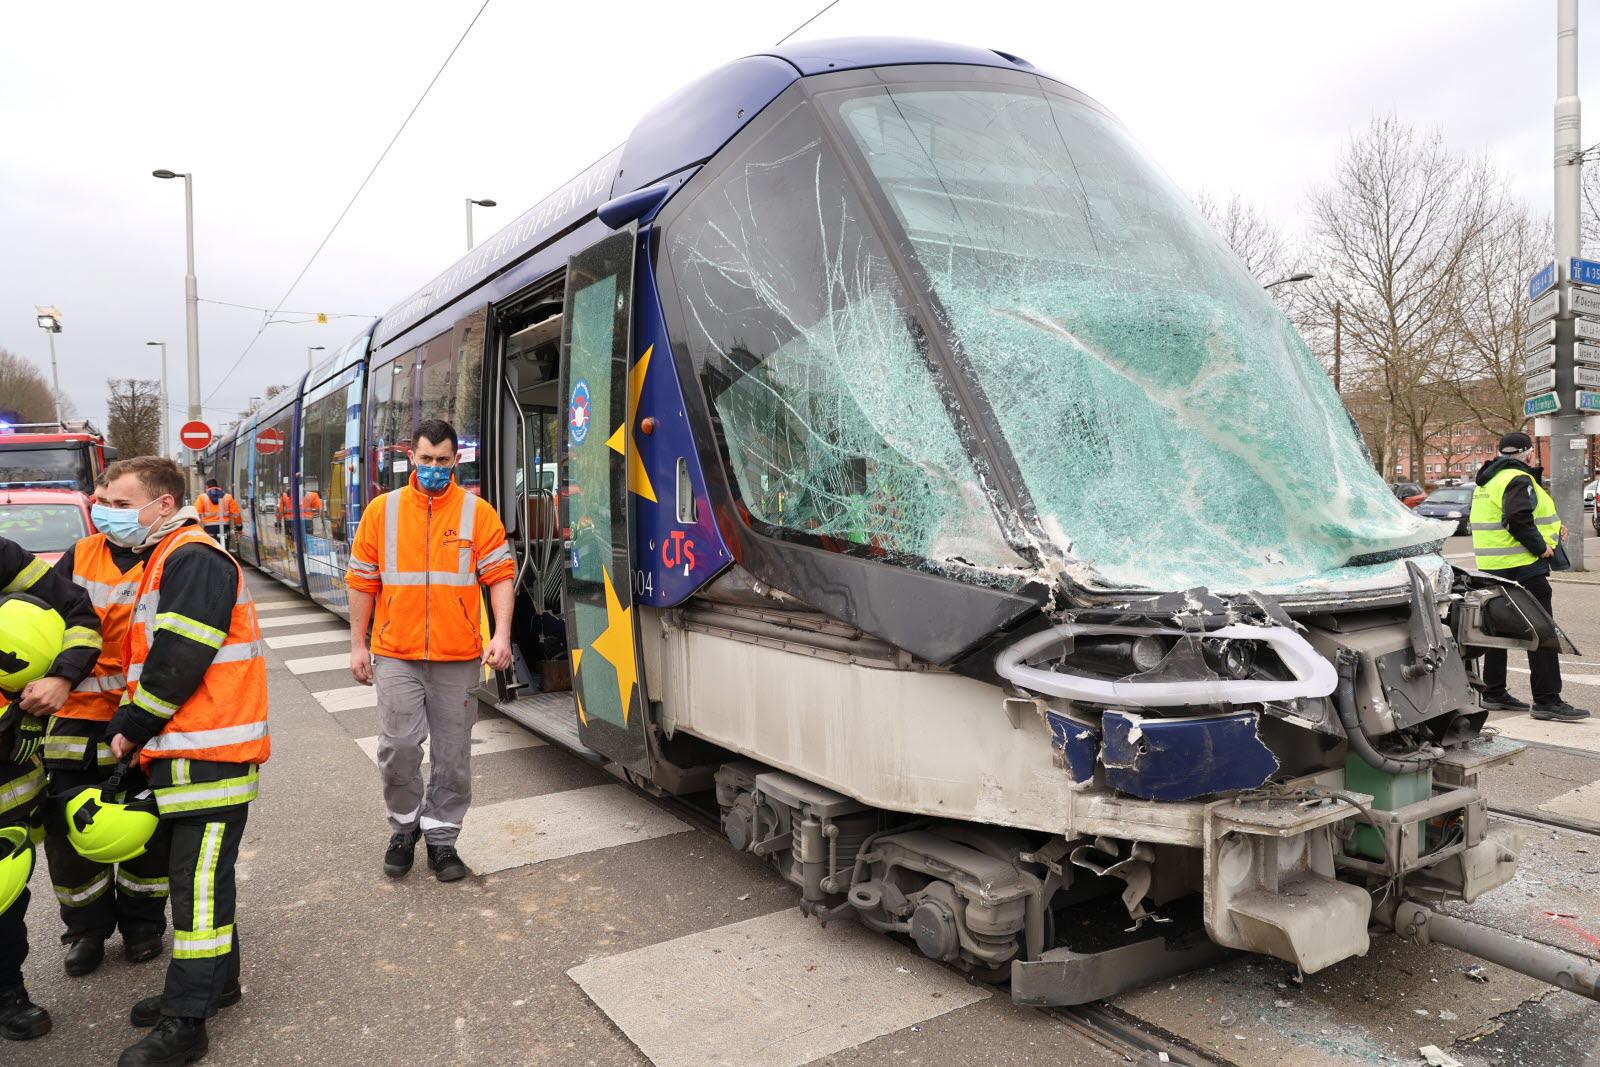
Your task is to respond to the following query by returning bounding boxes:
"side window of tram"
[368,349,419,493]
[416,311,485,491]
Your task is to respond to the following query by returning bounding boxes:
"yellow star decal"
[570,647,586,725]
[588,566,637,724]
[605,345,658,503]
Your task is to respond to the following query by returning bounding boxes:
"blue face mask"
[415,465,452,493]
[92,499,159,547]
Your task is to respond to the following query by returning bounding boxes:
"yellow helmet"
[0,592,66,692]
[0,826,33,915]
[65,765,160,864]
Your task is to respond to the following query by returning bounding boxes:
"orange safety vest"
[126,526,270,768]
[59,534,142,722]
[197,492,241,528]
[346,473,515,662]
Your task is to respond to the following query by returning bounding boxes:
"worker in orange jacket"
[195,480,240,549]
[345,419,514,884]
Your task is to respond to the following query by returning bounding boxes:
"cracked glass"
[665,101,1023,579]
[832,83,1448,594]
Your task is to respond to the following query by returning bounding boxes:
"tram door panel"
[558,228,652,774]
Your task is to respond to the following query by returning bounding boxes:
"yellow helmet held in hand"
[0,825,33,915]
[65,763,159,864]
[0,592,66,692]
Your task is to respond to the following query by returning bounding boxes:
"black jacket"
[1474,456,1551,578]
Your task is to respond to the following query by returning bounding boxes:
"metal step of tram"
[493,690,606,764]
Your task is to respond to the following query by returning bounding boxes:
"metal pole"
[1554,0,1587,568]
[46,330,61,424]
[159,343,169,456]
[465,198,474,251]
[182,174,201,432]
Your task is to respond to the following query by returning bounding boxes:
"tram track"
[1489,804,1600,838]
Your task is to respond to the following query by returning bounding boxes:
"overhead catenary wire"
[774,0,844,46]
[204,0,494,406]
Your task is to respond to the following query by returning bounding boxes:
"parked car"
[1414,486,1473,536]
[0,487,93,564]
[1585,479,1598,513]
[1390,482,1426,508]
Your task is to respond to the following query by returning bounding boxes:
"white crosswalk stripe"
[284,652,349,675]
[456,784,689,875]
[257,612,337,629]
[312,686,377,713]
[568,909,990,1067]
[252,600,304,613]
[1541,779,1600,821]
[266,629,350,649]
[1492,714,1600,753]
[352,717,544,767]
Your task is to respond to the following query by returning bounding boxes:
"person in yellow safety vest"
[0,534,103,1042]
[95,457,270,1066]
[1469,431,1588,723]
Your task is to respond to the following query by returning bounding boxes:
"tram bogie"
[195,36,1600,1008]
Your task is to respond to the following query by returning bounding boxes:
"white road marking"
[1541,779,1600,821]
[256,612,336,629]
[456,784,689,875]
[284,652,349,675]
[266,629,350,650]
[568,909,990,1067]
[252,600,303,613]
[352,716,545,768]
[312,685,377,713]
[1491,714,1600,754]
[1507,666,1600,688]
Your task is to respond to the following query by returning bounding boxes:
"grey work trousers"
[372,655,480,846]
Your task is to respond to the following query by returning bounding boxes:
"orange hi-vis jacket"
[127,527,270,769]
[346,472,515,662]
[277,491,320,521]
[59,533,142,722]
[196,491,241,529]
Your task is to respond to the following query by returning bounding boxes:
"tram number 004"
[633,569,653,597]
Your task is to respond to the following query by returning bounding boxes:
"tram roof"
[373,37,1051,348]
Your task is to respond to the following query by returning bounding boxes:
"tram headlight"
[1202,638,1256,680]
[1059,634,1172,678]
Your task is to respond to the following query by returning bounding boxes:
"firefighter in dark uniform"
[0,535,103,1042]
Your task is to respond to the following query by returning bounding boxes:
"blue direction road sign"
[1529,261,1557,300]
[1573,257,1600,287]
[1579,391,1600,413]
[1526,391,1561,417]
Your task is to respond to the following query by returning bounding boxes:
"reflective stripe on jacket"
[59,533,141,723]
[345,473,515,662]
[127,527,270,768]
[1470,468,1560,570]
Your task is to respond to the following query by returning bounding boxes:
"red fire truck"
[0,421,119,494]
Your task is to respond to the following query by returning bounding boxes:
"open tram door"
[557,228,654,775]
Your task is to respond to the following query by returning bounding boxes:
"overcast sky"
[0,0,1588,435]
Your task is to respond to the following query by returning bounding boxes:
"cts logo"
[662,530,697,572]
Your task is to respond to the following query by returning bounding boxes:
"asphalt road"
[12,559,1600,1067]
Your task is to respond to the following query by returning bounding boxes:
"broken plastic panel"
[665,101,1023,580]
[833,85,1450,594]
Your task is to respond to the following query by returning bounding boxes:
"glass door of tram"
[557,227,652,774]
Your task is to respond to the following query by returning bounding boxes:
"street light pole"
[153,169,202,439]
[34,307,63,425]
[1554,0,1587,569]
[146,341,169,455]
[465,197,497,251]
[307,345,325,373]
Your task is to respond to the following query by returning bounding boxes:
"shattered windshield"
[664,100,1025,581]
[830,82,1446,594]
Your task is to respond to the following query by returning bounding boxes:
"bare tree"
[1303,116,1499,482]
[106,379,163,458]
[1448,202,1549,436]
[1195,191,1292,281]
[0,348,58,425]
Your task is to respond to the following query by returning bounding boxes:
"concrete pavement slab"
[568,908,990,1067]
[456,784,692,875]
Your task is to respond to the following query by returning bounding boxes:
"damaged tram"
[205,38,1599,1004]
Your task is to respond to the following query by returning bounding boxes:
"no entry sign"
[179,421,213,450]
[256,427,285,455]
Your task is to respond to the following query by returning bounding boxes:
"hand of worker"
[19,675,71,715]
[1543,547,1556,559]
[108,732,135,761]
[484,632,513,672]
[351,645,374,686]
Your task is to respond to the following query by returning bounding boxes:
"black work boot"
[64,936,106,976]
[427,843,468,883]
[131,983,240,1028]
[0,984,52,1041]
[1480,690,1530,711]
[124,932,165,964]
[383,829,419,878]
[118,1015,208,1066]
[1532,701,1591,722]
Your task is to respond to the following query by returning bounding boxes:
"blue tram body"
[195,37,1575,1006]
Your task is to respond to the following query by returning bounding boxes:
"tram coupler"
[1384,899,1600,1001]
